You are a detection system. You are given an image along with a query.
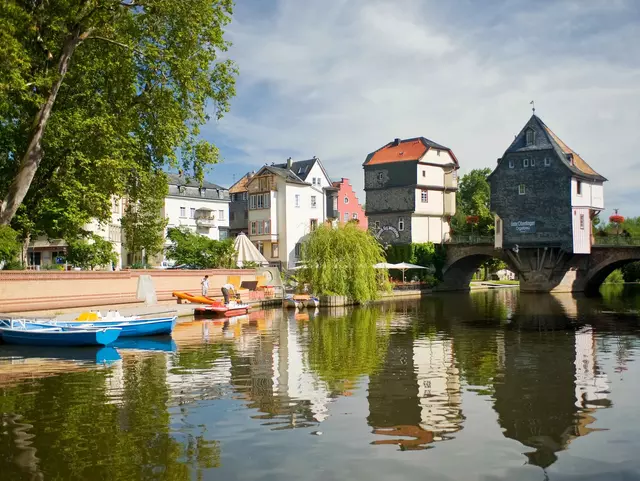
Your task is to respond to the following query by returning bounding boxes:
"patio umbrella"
[392,262,428,282]
[373,262,398,269]
[234,233,269,267]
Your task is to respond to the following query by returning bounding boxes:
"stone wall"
[367,213,413,244]
[364,161,416,190]
[0,269,257,313]
[490,150,573,250]
[365,187,414,214]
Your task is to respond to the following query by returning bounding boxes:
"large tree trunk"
[0,33,85,225]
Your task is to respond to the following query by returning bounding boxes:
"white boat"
[284,296,304,309]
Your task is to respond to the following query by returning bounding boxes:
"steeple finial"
[530,100,536,114]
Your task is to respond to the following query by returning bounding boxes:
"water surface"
[2,286,640,480]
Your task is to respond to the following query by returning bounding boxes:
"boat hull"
[0,327,121,347]
[35,317,177,337]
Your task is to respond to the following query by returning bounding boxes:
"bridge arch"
[439,245,515,291]
[583,247,640,295]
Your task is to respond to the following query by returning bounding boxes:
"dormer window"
[178,185,186,194]
[544,157,551,166]
[508,160,514,169]
[523,159,529,168]
[200,188,206,197]
[526,128,536,146]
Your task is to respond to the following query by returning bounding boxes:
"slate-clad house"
[489,115,606,254]
[363,137,459,245]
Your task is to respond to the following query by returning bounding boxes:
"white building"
[161,174,230,264]
[246,157,332,269]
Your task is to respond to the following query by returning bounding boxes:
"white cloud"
[208,0,640,215]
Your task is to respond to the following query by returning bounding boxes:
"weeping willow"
[299,222,388,303]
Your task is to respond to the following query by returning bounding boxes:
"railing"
[448,235,494,245]
[593,236,640,247]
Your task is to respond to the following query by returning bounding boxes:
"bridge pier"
[439,244,640,295]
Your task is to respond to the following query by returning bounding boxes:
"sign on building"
[375,225,400,240]
[511,220,536,233]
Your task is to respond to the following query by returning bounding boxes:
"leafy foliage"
[385,242,446,280]
[622,262,640,282]
[298,222,388,303]
[0,225,20,265]
[604,269,624,284]
[0,0,237,232]
[121,171,168,265]
[166,227,235,269]
[450,168,494,237]
[66,234,117,269]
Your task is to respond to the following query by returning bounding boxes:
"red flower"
[466,215,479,224]
[609,215,625,224]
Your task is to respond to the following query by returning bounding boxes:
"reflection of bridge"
[440,238,640,294]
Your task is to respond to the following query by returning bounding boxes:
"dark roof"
[167,173,227,190]
[253,157,332,186]
[272,159,316,181]
[363,137,459,167]
[501,115,606,182]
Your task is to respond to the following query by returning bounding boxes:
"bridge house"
[489,115,606,254]
[363,137,459,245]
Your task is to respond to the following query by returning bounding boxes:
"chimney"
[393,138,401,146]
[287,157,293,169]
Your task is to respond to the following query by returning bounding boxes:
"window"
[259,177,269,191]
[311,195,317,208]
[180,206,186,217]
[544,157,551,167]
[250,195,256,209]
[333,197,338,210]
[421,190,428,203]
[256,242,264,255]
[230,212,236,221]
[310,219,318,231]
[295,194,300,207]
[576,181,582,195]
[111,198,120,214]
[422,170,426,178]
[523,159,529,168]
[344,196,349,204]
[437,150,441,156]
[377,172,383,182]
[220,230,228,240]
[219,210,225,221]
[242,192,248,200]
[531,158,536,167]
[374,221,381,229]
[250,222,257,235]
[244,211,248,219]
[353,213,358,220]
[509,160,514,169]
[398,217,405,231]
[271,243,279,258]
[316,178,321,187]
[496,218,502,234]
[295,243,302,258]
[344,212,349,222]
[249,193,270,210]
[526,128,536,146]
[200,188,206,198]
[264,220,271,234]
[519,184,526,195]
[190,208,195,219]
[257,221,263,235]
[580,214,585,230]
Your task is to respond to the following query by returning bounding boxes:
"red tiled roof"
[367,139,429,165]
[542,125,601,177]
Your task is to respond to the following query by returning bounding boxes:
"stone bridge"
[439,243,640,294]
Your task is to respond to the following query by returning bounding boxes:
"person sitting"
[221,282,236,305]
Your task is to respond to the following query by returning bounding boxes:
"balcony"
[195,209,216,228]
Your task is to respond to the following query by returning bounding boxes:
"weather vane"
[530,100,535,114]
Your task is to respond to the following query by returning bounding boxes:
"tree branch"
[85,36,143,56]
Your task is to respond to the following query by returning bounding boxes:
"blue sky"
[201,0,640,216]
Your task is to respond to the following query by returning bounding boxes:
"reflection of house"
[363,137,459,245]
[574,326,609,409]
[246,157,332,269]
[368,331,463,450]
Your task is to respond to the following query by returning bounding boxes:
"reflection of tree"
[0,355,220,480]
[306,307,391,393]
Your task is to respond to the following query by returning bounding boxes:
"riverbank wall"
[0,269,257,313]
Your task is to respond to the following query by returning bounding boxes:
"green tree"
[66,234,117,270]
[0,0,237,227]
[0,225,20,265]
[451,168,494,237]
[622,262,640,282]
[121,171,169,265]
[166,227,235,268]
[298,222,388,303]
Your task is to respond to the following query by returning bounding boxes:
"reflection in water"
[2,287,640,480]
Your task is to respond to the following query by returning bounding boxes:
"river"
[2,286,640,480]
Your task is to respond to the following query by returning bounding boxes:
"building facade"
[247,157,332,269]
[489,115,606,254]
[332,178,368,230]
[363,137,459,245]
[229,173,252,237]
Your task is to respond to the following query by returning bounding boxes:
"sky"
[201,0,640,217]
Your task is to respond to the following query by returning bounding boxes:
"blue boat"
[34,316,178,337]
[0,320,121,347]
[113,337,177,352]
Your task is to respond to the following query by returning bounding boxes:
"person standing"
[221,282,236,305]
[201,275,210,296]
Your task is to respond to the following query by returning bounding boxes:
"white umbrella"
[373,262,397,269]
[234,233,269,267]
[392,262,428,283]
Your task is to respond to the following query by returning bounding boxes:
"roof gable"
[229,173,251,194]
[502,115,606,181]
[363,137,458,167]
[167,173,227,190]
